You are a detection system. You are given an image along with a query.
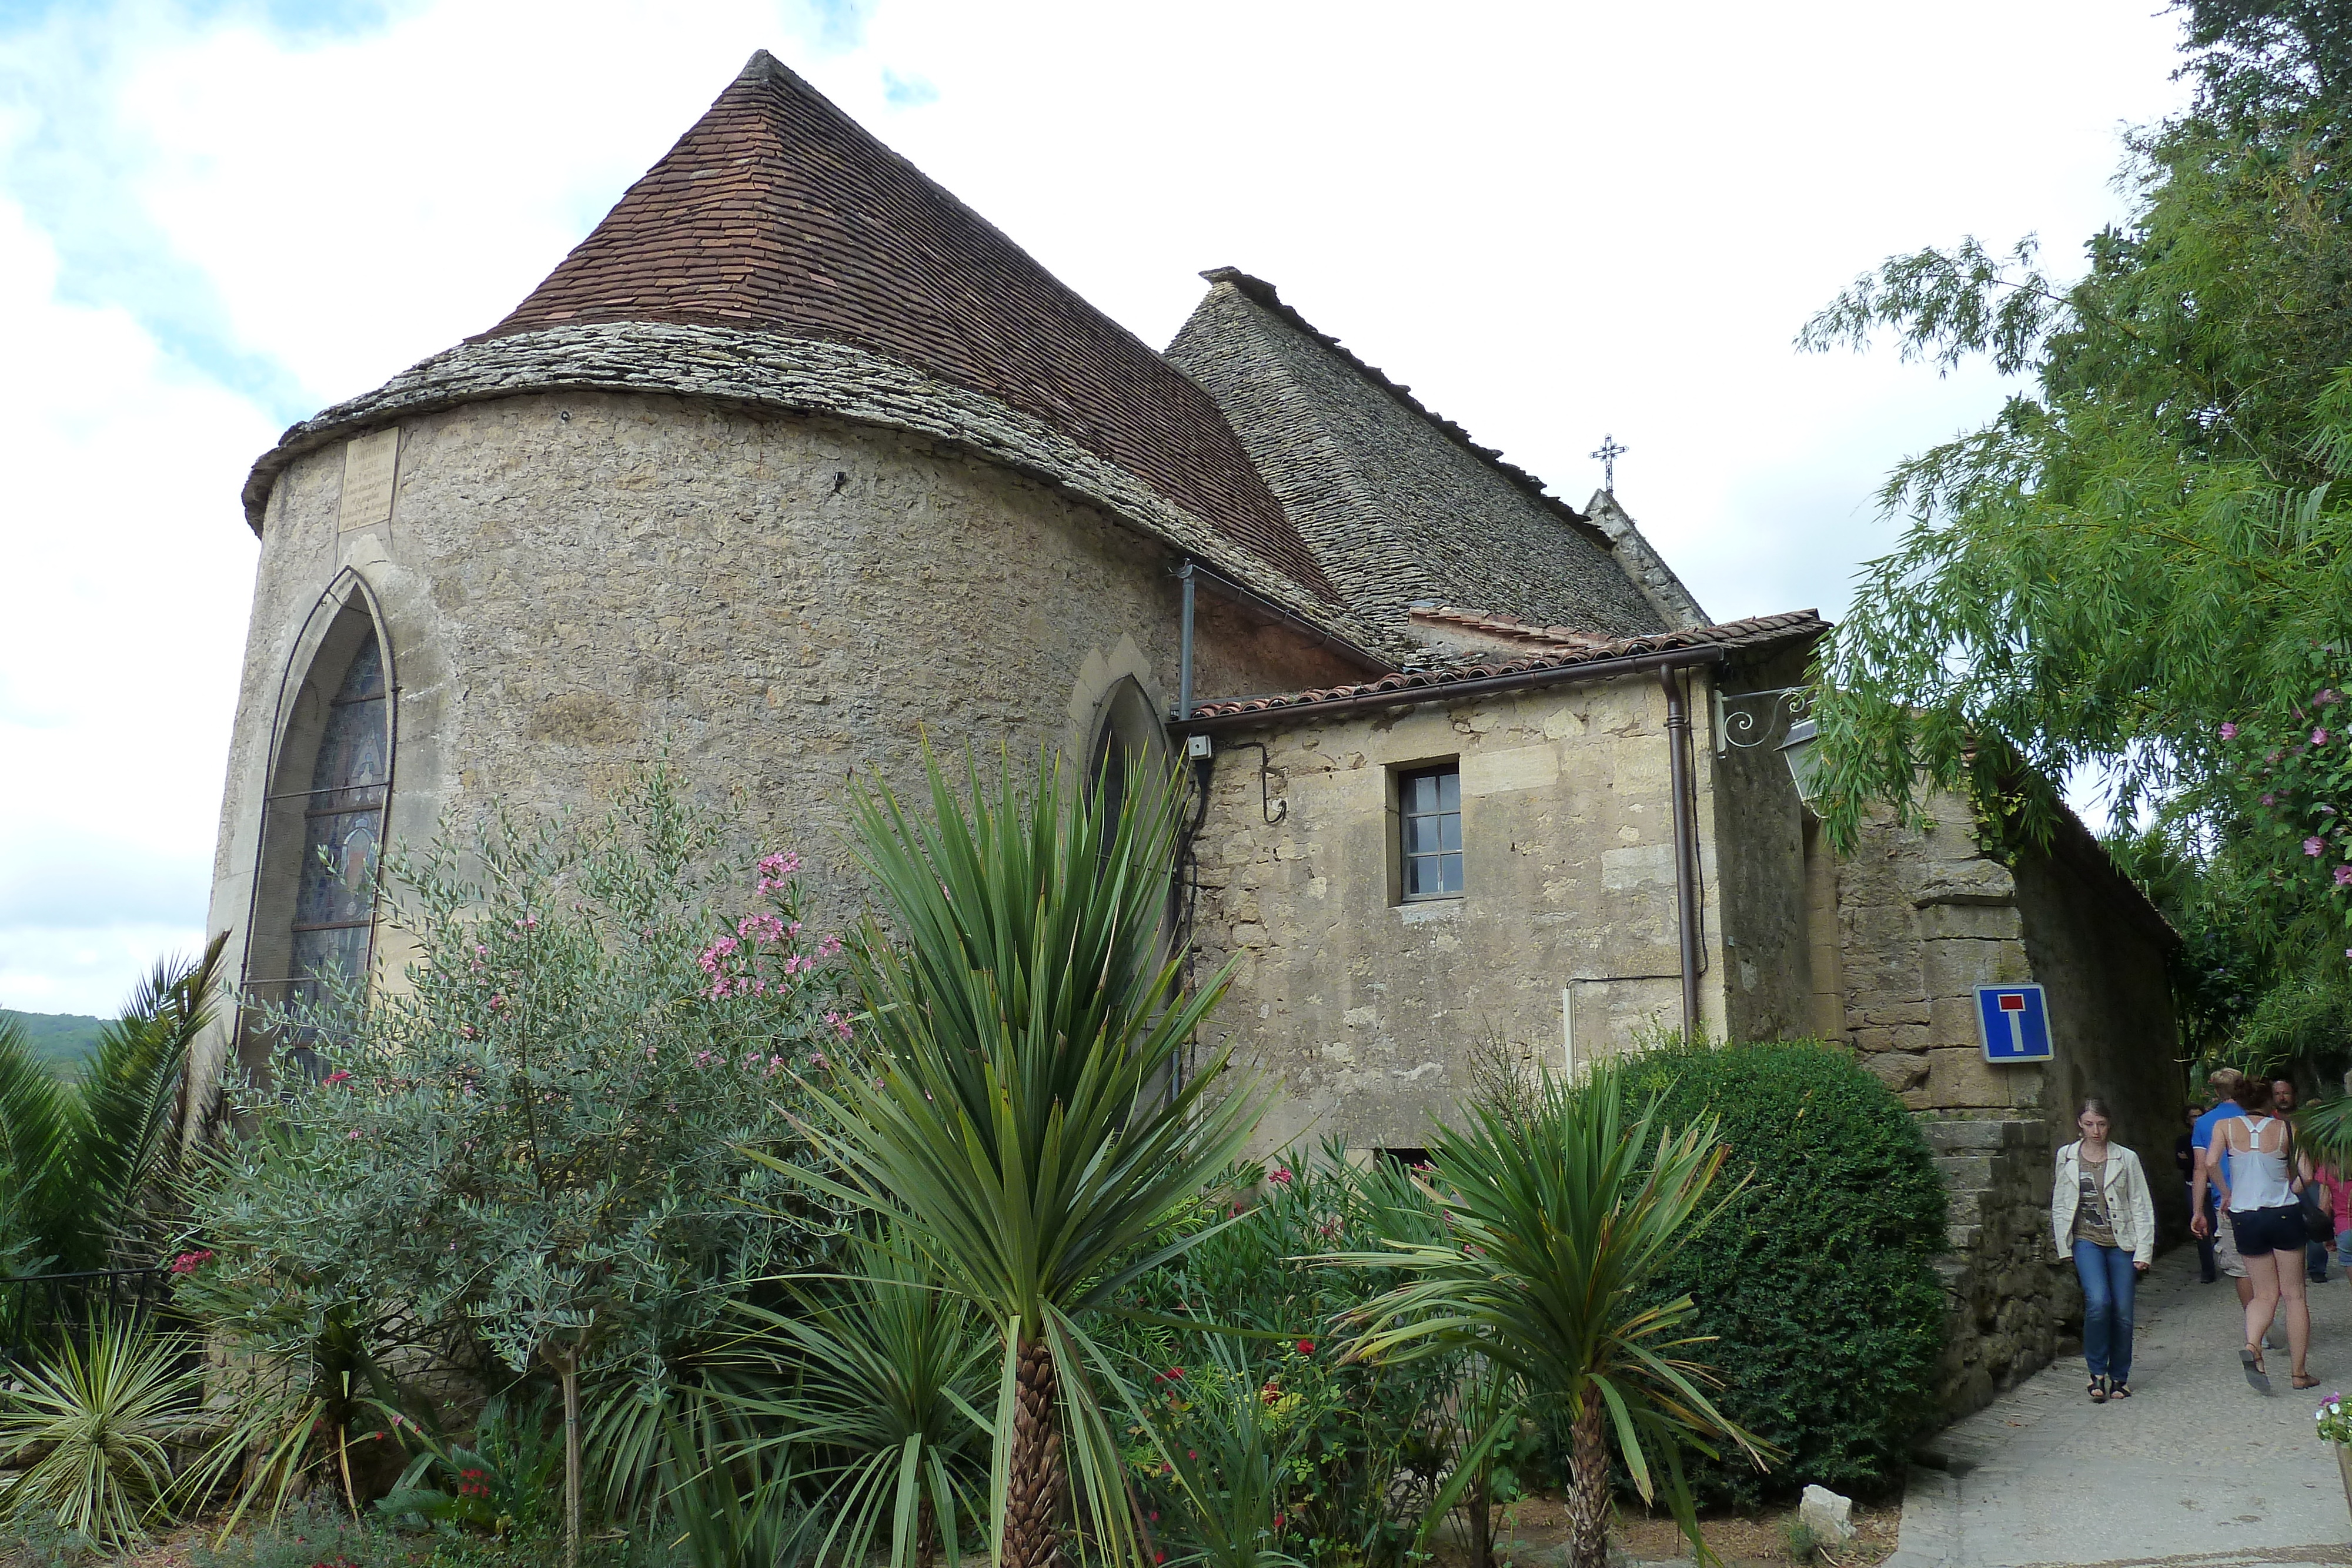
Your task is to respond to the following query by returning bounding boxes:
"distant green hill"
[2,1009,108,1078]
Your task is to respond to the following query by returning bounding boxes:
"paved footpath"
[1890,1248,2352,1568]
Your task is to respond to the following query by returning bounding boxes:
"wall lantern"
[1778,716,1824,807]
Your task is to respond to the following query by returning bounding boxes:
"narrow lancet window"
[288,630,388,1016]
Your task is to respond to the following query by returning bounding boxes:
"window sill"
[1395,897,1465,924]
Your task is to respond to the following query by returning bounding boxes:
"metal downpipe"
[1661,667,1702,1040]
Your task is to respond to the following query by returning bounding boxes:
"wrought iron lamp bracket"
[1713,684,1813,755]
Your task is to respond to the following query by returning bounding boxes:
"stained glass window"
[1399,764,1463,899]
[288,631,387,1018]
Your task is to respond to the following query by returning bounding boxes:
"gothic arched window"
[1088,677,1165,838]
[288,629,389,1017]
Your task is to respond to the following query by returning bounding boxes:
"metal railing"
[0,1266,171,1372]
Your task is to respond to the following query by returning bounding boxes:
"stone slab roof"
[1165,269,1693,637]
[238,320,1408,664]
[1185,609,1826,722]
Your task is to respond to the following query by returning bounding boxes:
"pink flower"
[460,1025,475,1039]
[826,1011,853,1042]
[488,994,506,1011]
[2263,794,2278,806]
[696,1051,713,1067]
[348,1129,363,1141]
[646,1045,659,1061]
[708,978,731,1000]
[474,944,487,958]
[816,934,843,959]
[739,913,786,943]
[808,1052,830,1071]
[2220,721,2240,740]
[2335,865,2352,889]
[2317,728,2333,747]
[169,1249,214,1275]
[1269,1166,1294,1185]
[2321,690,2343,707]
[322,1070,352,1086]
[2309,837,2328,857]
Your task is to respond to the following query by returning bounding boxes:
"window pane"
[1439,813,1462,852]
[1441,852,1464,893]
[1438,771,1460,811]
[1405,815,1435,853]
[1412,774,1438,813]
[1403,855,1429,897]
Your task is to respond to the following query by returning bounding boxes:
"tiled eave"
[1180,610,1828,728]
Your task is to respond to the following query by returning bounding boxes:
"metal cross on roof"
[1591,434,1628,492]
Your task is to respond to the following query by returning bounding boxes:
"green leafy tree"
[182,767,845,1568]
[0,937,226,1279]
[790,751,1268,1568]
[1333,1061,1766,1568]
[1794,1,2352,1052]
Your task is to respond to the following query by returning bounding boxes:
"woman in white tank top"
[2211,1076,2318,1391]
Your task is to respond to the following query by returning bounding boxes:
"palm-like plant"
[0,935,227,1278]
[0,1312,201,1544]
[794,751,1267,1568]
[721,1236,995,1568]
[1334,1062,1768,1568]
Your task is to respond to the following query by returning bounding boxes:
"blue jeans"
[2073,1239,2137,1381]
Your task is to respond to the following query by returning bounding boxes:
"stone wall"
[1190,671,1735,1156]
[1925,1116,2076,1415]
[1828,795,2182,1415]
[200,392,1365,1095]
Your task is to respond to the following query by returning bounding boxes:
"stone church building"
[198,51,2183,1414]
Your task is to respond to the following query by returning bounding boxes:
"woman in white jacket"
[2050,1098,2157,1401]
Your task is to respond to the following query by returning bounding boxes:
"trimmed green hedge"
[1621,1039,1947,1506]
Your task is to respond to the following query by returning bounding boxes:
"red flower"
[1155,1365,1185,1382]
[1296,1339,1314,1356]
[169,1249,215,1275]
[322,1070,352,1086]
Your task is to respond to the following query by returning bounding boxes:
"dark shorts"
[2230,1205,2306,1257]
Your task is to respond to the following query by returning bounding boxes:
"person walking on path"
[2052,1097,2156,1402]
[2193,1071,2259,1325]
[2179,1104,2217,1283]
[2316,1159,2352,1285]
[2274,1078,2329,1284]
[2201,1077,2318,1392]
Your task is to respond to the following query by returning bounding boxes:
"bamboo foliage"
[788,749,1268,1568]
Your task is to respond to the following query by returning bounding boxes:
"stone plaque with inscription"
[338,427,400,532]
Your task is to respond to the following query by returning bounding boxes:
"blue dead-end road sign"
[1976,984,2052,1063]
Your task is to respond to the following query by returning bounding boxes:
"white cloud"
[0,0,2192,1011]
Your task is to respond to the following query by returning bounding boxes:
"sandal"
[2110,1382,2133,1398]
[2087,1376,2107,1403]
[2295,1373,2321,1389]
[2244,1345,2272,1395]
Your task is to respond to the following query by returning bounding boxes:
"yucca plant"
[0,1312,200,1544]
[1334,1061,1769,1568]
[719,1235,994,1568]
[0,935,227,1278]
[790,750,1268,1568]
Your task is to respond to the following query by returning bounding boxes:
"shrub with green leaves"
[1620,1039,1946,1507]
[181,766,850,1554]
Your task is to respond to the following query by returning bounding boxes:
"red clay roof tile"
[479,51,1334,602]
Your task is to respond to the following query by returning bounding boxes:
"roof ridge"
[1196,267,1606,546]
[1408,603,1615,648]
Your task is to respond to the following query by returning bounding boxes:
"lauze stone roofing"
[1185,610,1827,721]
[1167,269,1673,638]
[476,51,1335,605]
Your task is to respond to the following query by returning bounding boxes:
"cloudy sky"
[0,0,2187,1018]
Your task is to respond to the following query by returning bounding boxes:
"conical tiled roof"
[1166,268,1692,636]
[474,52,1332,602]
